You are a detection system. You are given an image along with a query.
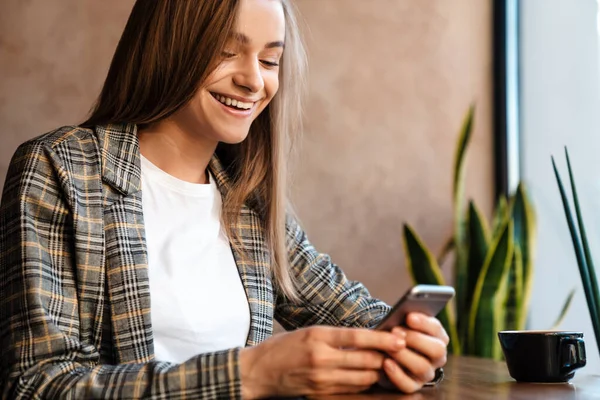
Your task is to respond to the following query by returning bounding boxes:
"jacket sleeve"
[275,214,391,330]
[0,141,242,400]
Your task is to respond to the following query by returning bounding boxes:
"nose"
[233,57,264,94]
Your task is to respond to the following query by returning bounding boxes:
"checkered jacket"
[0,124,390,399]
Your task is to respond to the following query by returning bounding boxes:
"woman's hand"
[239,326,407,399]
[382,312,449,393]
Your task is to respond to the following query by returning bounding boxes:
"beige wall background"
[0,1,493,305]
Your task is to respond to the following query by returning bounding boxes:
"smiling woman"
[0,0,449,399]
[81,0,301,304]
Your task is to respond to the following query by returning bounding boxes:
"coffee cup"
[497,330,586,383]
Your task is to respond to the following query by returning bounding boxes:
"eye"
[221,51,236,59]
[261,60,280,67]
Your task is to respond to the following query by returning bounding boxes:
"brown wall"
[0,1,493,305]
[291,0,494,303]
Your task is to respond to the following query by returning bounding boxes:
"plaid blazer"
[0,124,390,399]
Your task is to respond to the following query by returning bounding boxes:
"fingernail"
[410,314,422,324]
[395,338,406,349]
[392,327,407,338]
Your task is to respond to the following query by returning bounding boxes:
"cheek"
[264,72,280,101]
[186,94,205,119]
[204,62,227,85]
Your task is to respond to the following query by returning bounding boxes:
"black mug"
[498,330,586,383]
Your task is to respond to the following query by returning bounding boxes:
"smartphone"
[375,284,455,331]
[375,284,455,388]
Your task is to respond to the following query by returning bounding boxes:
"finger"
[390,328,407,340]
[393,327,447,368]
[382,358,423,394]
[310,347,387,370]
[317,327,405,353]
[389,347,437,383]
[406,313,449,345]
[337,349,387,370]
[306,369,380,394]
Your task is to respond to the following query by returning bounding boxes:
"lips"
[209,92,256,118]
[210,92,255,110]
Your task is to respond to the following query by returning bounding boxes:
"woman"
[0,0,449,398]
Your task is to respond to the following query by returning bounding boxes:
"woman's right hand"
[239,326,406,399]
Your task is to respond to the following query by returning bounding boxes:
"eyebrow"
[231,32,284,49]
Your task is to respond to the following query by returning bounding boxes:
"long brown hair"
[83,0,307,302]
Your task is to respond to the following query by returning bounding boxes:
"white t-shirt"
[140,155,250,363]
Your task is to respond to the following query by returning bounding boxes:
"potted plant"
[403,106,573,360]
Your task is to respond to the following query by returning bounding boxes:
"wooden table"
[308,355,600,400]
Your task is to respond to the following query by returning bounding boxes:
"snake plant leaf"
[510,183,536,330]
[465,201,490,314]
[565,151,600,314]
[552,156,600,350]
[550,288,576,330]
[453,105,475,337]
[505,244,523,331]
[467,219,514,359]
[437,236,455,268]
[562,150,600,349]
[492,195,509,238]
[403,224,461,354]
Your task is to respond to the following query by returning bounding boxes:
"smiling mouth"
[210,92,254,111]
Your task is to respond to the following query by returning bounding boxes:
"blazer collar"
[96,123,231,196]
[96,123,142,195]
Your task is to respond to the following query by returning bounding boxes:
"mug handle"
[559,337,587,374]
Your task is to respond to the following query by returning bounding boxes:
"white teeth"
[213,93,253,110]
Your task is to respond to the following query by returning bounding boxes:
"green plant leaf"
[565,149,600,331]
[403,224,461,354]
[452,105,475,339]
[465,201,490,313]
[452,105,475,207]
[505,243,523,331]
[550,288,576,330]
[437,236,455,268]
[467,219,514,360]
[552,155,600,353]
[510,183,536,330]
[492,195,509,238]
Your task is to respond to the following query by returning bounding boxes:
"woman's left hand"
[381,312,449,393]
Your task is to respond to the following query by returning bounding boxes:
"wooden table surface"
[307,355,600,400]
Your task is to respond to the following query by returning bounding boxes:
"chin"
[217,130,250,145]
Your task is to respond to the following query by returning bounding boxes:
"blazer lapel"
[96,123,154,364]
[96,123,273,362]
[209,156,274,346]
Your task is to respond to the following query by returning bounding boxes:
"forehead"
[235,0,285,42]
